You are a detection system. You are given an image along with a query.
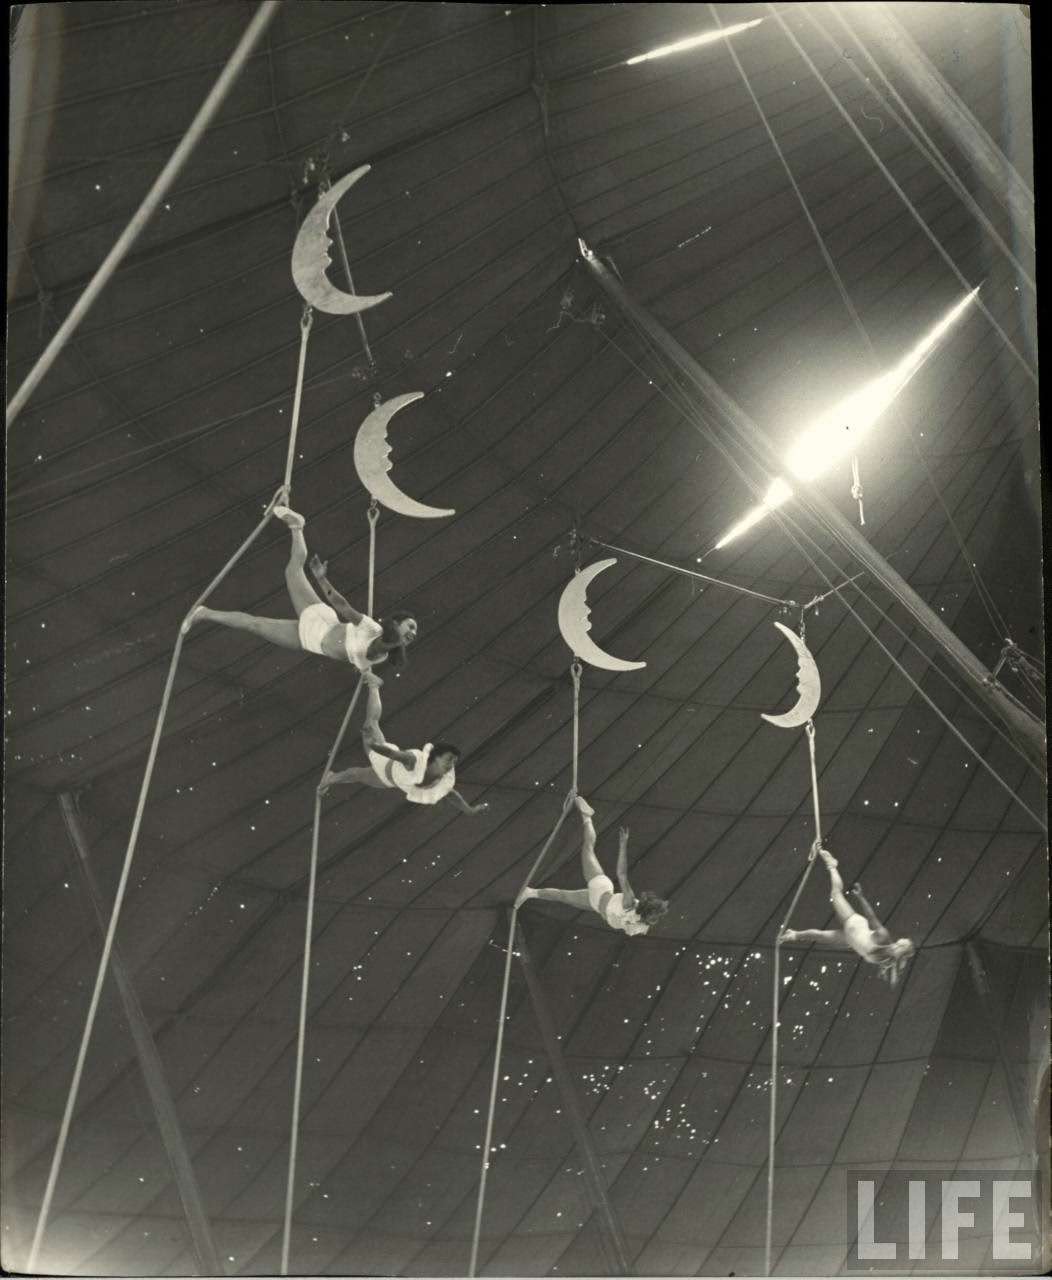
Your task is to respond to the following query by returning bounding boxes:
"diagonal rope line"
[588,535,797,607]
[468,791,577,1277]
[23,483,289,1275]
[6,0,282,430]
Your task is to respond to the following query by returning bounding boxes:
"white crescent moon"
[761,621,822,728]
[557,559,646,672]
[291,166,393,315]
[353,392,455,519]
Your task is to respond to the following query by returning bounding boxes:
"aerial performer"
[780,847,914,984]
[184,506,417,670]
[516,795,668,934]
[319,671,489,815]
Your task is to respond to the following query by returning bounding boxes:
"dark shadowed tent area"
[4,2,1047,1276]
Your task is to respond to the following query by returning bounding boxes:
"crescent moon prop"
[557,559,647,672]
[291,166,393,315]
[761,622,822,728]
[353,392,455,519]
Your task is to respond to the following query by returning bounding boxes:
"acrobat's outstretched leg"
[184,507,311,649]
[321,765,387,792]
[575,795,605,884]
[276,508,325,616]
[819,848,855,927]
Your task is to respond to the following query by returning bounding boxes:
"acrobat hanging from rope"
[319,671,489,816]
[781,846,914,985]
[184,506,418,671]
[516,794,668,934]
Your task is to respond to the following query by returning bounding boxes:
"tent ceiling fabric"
[4,3,1044,1276]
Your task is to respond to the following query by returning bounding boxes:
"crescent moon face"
[353,392,455,519]
[761,621,822,728]
[291,166,393,315]
[557,559,646,672]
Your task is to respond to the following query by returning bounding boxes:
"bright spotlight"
[785,287,981,482]
[715,478,792,550]
[625,18,763,66]
[714,288,979,549]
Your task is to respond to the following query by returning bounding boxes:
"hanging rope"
[570,659,582,795]
[281,501,379,1275]
[25,483,289,1274]
[764,715,825,1277]
[468,666,585,1276]
[283,305,314,493]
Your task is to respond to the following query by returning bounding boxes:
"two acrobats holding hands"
[185,503,487,817]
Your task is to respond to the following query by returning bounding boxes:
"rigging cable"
[587,535,797,608]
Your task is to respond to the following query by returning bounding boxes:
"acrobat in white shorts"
[297,602,340,655]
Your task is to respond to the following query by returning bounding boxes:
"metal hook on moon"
[291,165,393,315]
[558,559,646,672]
[353,392,455,519]
[761,621,822,728]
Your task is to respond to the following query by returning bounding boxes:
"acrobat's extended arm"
[446,788,490,817]
[615,827,635,910]
[309,554,364,624]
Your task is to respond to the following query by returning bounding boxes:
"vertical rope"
[765,935,782,1277]
[805,722,821,852]
[366,501,378,616]
[570,659,582,795]
[468,791,577,1277]
[282,306,314,495]
[281,501,378,1275]
[26,485,287,1274]
[765,721,825,1275]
